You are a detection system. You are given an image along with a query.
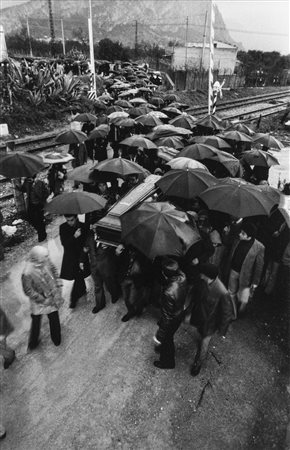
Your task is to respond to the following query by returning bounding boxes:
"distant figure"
[22,246,63,350]
[47,164,67,196]
[18,174,49,242]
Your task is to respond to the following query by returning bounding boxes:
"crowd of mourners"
[1,59,290,397]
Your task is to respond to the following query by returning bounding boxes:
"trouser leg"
[92,271,106,309]
[48,311,61,346]
[70,271,86,307]
[103,272,121,303]
[228,269,240,319]
[159,334,175,366]
[28,314,41,349]
[237,286,251,313]
[28,206,46,242]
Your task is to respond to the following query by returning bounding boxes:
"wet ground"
[0,148,290,450]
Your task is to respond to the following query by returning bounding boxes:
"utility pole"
[47,0,55,55]
[134,20,138,59]
[88,0,96,96]
[61,19,66,55]
[200,10,208,71]
[26,17,33,57]
[184,16,189,70]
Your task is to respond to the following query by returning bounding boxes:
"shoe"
[69,303,76,309]
[121,312,135,322]
[38,233,47,243]
[154,345,161,354]
[154,360,175,369]
[111,297,119,304]
[0,431,6,440]
[92,305,105,314]
[28,339,41,351]
[190,362,201,377]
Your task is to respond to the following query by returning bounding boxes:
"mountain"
[1,0,236,48]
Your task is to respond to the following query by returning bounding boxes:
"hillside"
[1,0,235,47]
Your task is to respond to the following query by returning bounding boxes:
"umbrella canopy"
[156,169,216,199]
[150,124,192,140]
[252,133,284,151]
[167,157,209,171]
[168,102,189,110]
[148,111,168,120]
[121,202,200,259]
[221,130,253,143]
[150,97,165,107]
[196,115,224,131]
[93,100,108,111]
[42,152,74,164]
[135,114,163,128]
[256,184,284,205]
[128,106,153,117]
[164,93,180,102]
[190,135,232,150]
[67,164,117,184]
[108,111,129,120]
[169,114,196,130]
[227,122,255,136]
[129,97,148,105]
[120,135,157,149]
[157,146,180,162]
[94,157,148,177]
[55,130,87,144]
[178,145,240,176]
[241,149,279,168]
[44,191,106,215]
[0,152,47,178]
[199,182,274,217]
[74,113,97,123]
[115,99,132,108]
[107,105,124,114]
[178,143,221,160]
[155,136,184,149]
[162,106,183,118]
[98,93,114,102]
[87,124,110,140]
[115,118,137,128]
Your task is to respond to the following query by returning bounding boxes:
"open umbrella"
[167,157,209,171]
[157,146,180,162]
[42,152,74,164]
[169,114,196,130]
[189,135,232,150]
[148,111,168,120]
[128,106,153,117]
[167,102,189,110]
[162,106,183,118]
[135,114,163,128]
[129,97,148,105]
[94,157,148,177]
[252,133,284,151]
[115,118,137,128]
[107,105,124,114]
[196,115,224,131]
[155,136,184,149]
[178,143,221,160]
[221,130,253,143]
[121,202,200,259]
[164,93,180,103]
[120,135,157,150]
[227,122,255,136]
[150,97,165,108]
[44,191,106,215]
[0,152,47,178]
[55,130,87,144]
[74,113,97,123]
[87,124,110,140]
[115,99,132,108]
[67,164,117,184]
[108,111,129,121]
[150,124,192,140]
[199,182,274,217]
[156,169,216,199]
[241,149,279,168]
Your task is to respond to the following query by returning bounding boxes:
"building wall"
[172,45,237,74]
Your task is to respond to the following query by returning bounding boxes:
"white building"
[170,41,238,74]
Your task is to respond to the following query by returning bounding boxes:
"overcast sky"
[1,0,289,55]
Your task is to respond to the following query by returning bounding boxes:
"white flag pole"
[88,0,96,96]
[208,0,215,115]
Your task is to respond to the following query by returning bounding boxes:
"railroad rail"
[1,90,290,203]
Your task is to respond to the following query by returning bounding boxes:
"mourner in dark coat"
[117,245,153,322]
[80,224,120,314]
[189,263,233,376]
[154,258,188,369]
[59,215,89,308]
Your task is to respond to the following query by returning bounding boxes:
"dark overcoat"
[60,221,89,280]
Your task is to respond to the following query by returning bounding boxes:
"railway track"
[1,89,290,203]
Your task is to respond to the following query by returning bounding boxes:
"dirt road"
[1,210,289,450]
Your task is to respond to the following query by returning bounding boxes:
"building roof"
[186,41,237,49]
